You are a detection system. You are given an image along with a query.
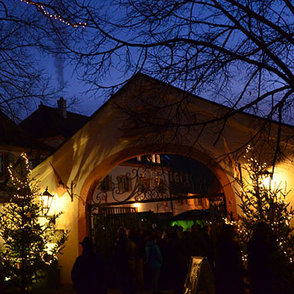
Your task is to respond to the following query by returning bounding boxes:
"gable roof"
[33,73,294,163]
[20,103,89,140]
[31,73,294,180]
[0,111,47,150]
[88,73,294,132]
[31,73,294,210]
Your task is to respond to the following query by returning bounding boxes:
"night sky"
[8,0,294,126]
[41,53,103,117]
[10,1,113,120]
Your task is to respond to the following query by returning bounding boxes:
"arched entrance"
[78,144,236,243]
[31,73,284,286]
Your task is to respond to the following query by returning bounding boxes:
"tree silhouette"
[5,1,294,157]
[0,0,80,120]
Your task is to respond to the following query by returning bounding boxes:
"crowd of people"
[72,221,294,294]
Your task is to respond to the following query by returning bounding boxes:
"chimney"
[57,97,67,119]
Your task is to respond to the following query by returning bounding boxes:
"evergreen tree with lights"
[236,146,294,262]
[0,153,68,294]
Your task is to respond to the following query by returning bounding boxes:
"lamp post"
[40,187,54,216]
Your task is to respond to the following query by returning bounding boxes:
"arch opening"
[78,145,236,244]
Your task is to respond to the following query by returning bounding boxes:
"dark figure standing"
[145,229,163,293]
[215,224,244,294]
[186,224,214,271]
[114,227,138,294]
[71,237,106,294]
[248,222,293,294]
[169,225,189,294]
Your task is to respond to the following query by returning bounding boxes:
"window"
[156,154,161,164]
[144,154,161,164]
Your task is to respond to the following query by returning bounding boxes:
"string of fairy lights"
[7,153,31,200]
[222,145,294,263]
[19,0,87,28]
[7,148,294,264]
[224,216,294,263]
[4,152,65,268]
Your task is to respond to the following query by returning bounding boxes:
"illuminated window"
[156,154,161,164]
[150,154,161,163]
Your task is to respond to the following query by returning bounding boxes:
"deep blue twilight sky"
[15,0,294,126]
[34,53,104,118]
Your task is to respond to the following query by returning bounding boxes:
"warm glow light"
[45,243,56,255]
[260,175,271,188]
[50,192,69,215]
[40,187,54,216]
[260,169,287,191]
[133,202,140,212]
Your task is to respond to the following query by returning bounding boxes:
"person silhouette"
[248,222,293,294]
[71,237,106,294]
[114,227,138,294]
[215,224,244,294]
[145,229,163,293]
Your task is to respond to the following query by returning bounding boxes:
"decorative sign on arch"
[91,154,224,211]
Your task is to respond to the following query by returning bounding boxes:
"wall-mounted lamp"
[40,187,54,216]
[260,170,274,188]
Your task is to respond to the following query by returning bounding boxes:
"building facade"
[16,74,294,284]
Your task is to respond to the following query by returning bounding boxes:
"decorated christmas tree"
[236,146,294,262]
[0,153,68,293]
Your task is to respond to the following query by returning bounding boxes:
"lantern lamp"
[40,187,54,216]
